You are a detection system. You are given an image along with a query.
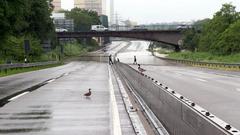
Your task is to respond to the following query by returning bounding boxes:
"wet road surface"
[0,62,136,135]
[118,40,240,129]
[0,62,109,135]
[0,62,87,100]
[0,42,138,135]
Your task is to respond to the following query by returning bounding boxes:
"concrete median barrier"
[114,62,240,135]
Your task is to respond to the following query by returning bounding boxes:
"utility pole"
[115,13,119,31]
[110,0,114,25]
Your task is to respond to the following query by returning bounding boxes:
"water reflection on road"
[116,41,175,66]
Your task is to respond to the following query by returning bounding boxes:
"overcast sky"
[61,0,240,24]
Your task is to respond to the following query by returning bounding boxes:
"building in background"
[74,0,85,9]
[51,13,74,32]
[52,0,62,12]
[99,15,110,44]
[74,0,106,15]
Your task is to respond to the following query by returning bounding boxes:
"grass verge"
[167,52,240,64]
[0,63,63,77]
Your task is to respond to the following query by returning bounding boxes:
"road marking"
[8,92,30,101]
[47,79,56,83]
[108,66,122,135]
[195,78,207,82]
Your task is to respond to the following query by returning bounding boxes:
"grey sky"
[62,0,240,24]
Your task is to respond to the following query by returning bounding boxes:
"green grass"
[0,63,63,77]
[167,52,240,64]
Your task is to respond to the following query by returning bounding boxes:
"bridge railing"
[114,62,240,135]
[109,25,182,31]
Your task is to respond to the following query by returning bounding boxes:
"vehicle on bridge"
[91,25,108,31]
[56,28,68,32]
[131,25,148,31]
[176,24,192,30]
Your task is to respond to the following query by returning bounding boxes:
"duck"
[138,64,146,73]
[84,88,92,97]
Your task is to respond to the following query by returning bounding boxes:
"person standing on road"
[109,55,113,65]
[133,56,137,64]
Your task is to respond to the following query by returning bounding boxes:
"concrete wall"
[114,62,239,135]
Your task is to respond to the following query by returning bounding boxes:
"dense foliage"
[0,0,55,63]
[61,8,100,51]
[183,3,240,55]
[64,8,100,32]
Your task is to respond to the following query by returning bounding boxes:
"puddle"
[0,127,48,133]
[6,116,51,120]
[14,110,51,116]
[1,122,46,126]
[0,110,52,120]
[28,105,51,109]
[0,113,9,115]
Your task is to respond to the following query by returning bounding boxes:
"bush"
[168,52,240,63]
[0,35,42,63]
[63,42,87,56]
[212,20,240,55]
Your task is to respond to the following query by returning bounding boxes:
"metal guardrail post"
[0,61,59,74]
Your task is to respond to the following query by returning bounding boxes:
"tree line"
[182,3,240,55]
[63,8,100,32]
[60,8,101,51]
[0,1,101,63]
[0,0,55,63]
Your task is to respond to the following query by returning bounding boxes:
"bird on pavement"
[84,88,92,97]
[138,64,146,73]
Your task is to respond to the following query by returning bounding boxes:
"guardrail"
[153,52,240,71]
[0,61,59,73]
[114,62,240,135]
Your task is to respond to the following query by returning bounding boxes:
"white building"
[52,0,62,12]
[74,0,106,15]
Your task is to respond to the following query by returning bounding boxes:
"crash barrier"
[0,61,59,73]
[115,62,240,135]
[153,52,240,71]
[77,53,109,62]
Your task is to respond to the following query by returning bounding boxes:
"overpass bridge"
[57,30,183,51]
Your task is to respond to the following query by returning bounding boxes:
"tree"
[65,8,100,32]
[0,1,10,41]
[198,3,239,52]
[182,19,210,51]
[26,0,55,40]
[213,20,240,55]
[0,0,55,62]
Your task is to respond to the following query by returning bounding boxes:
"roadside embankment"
[152,52,240,71]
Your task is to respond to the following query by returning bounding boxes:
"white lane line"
[195,78,207,82]
[8,92,30,101]
[47,79,56,83]
[108,66,122,135]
